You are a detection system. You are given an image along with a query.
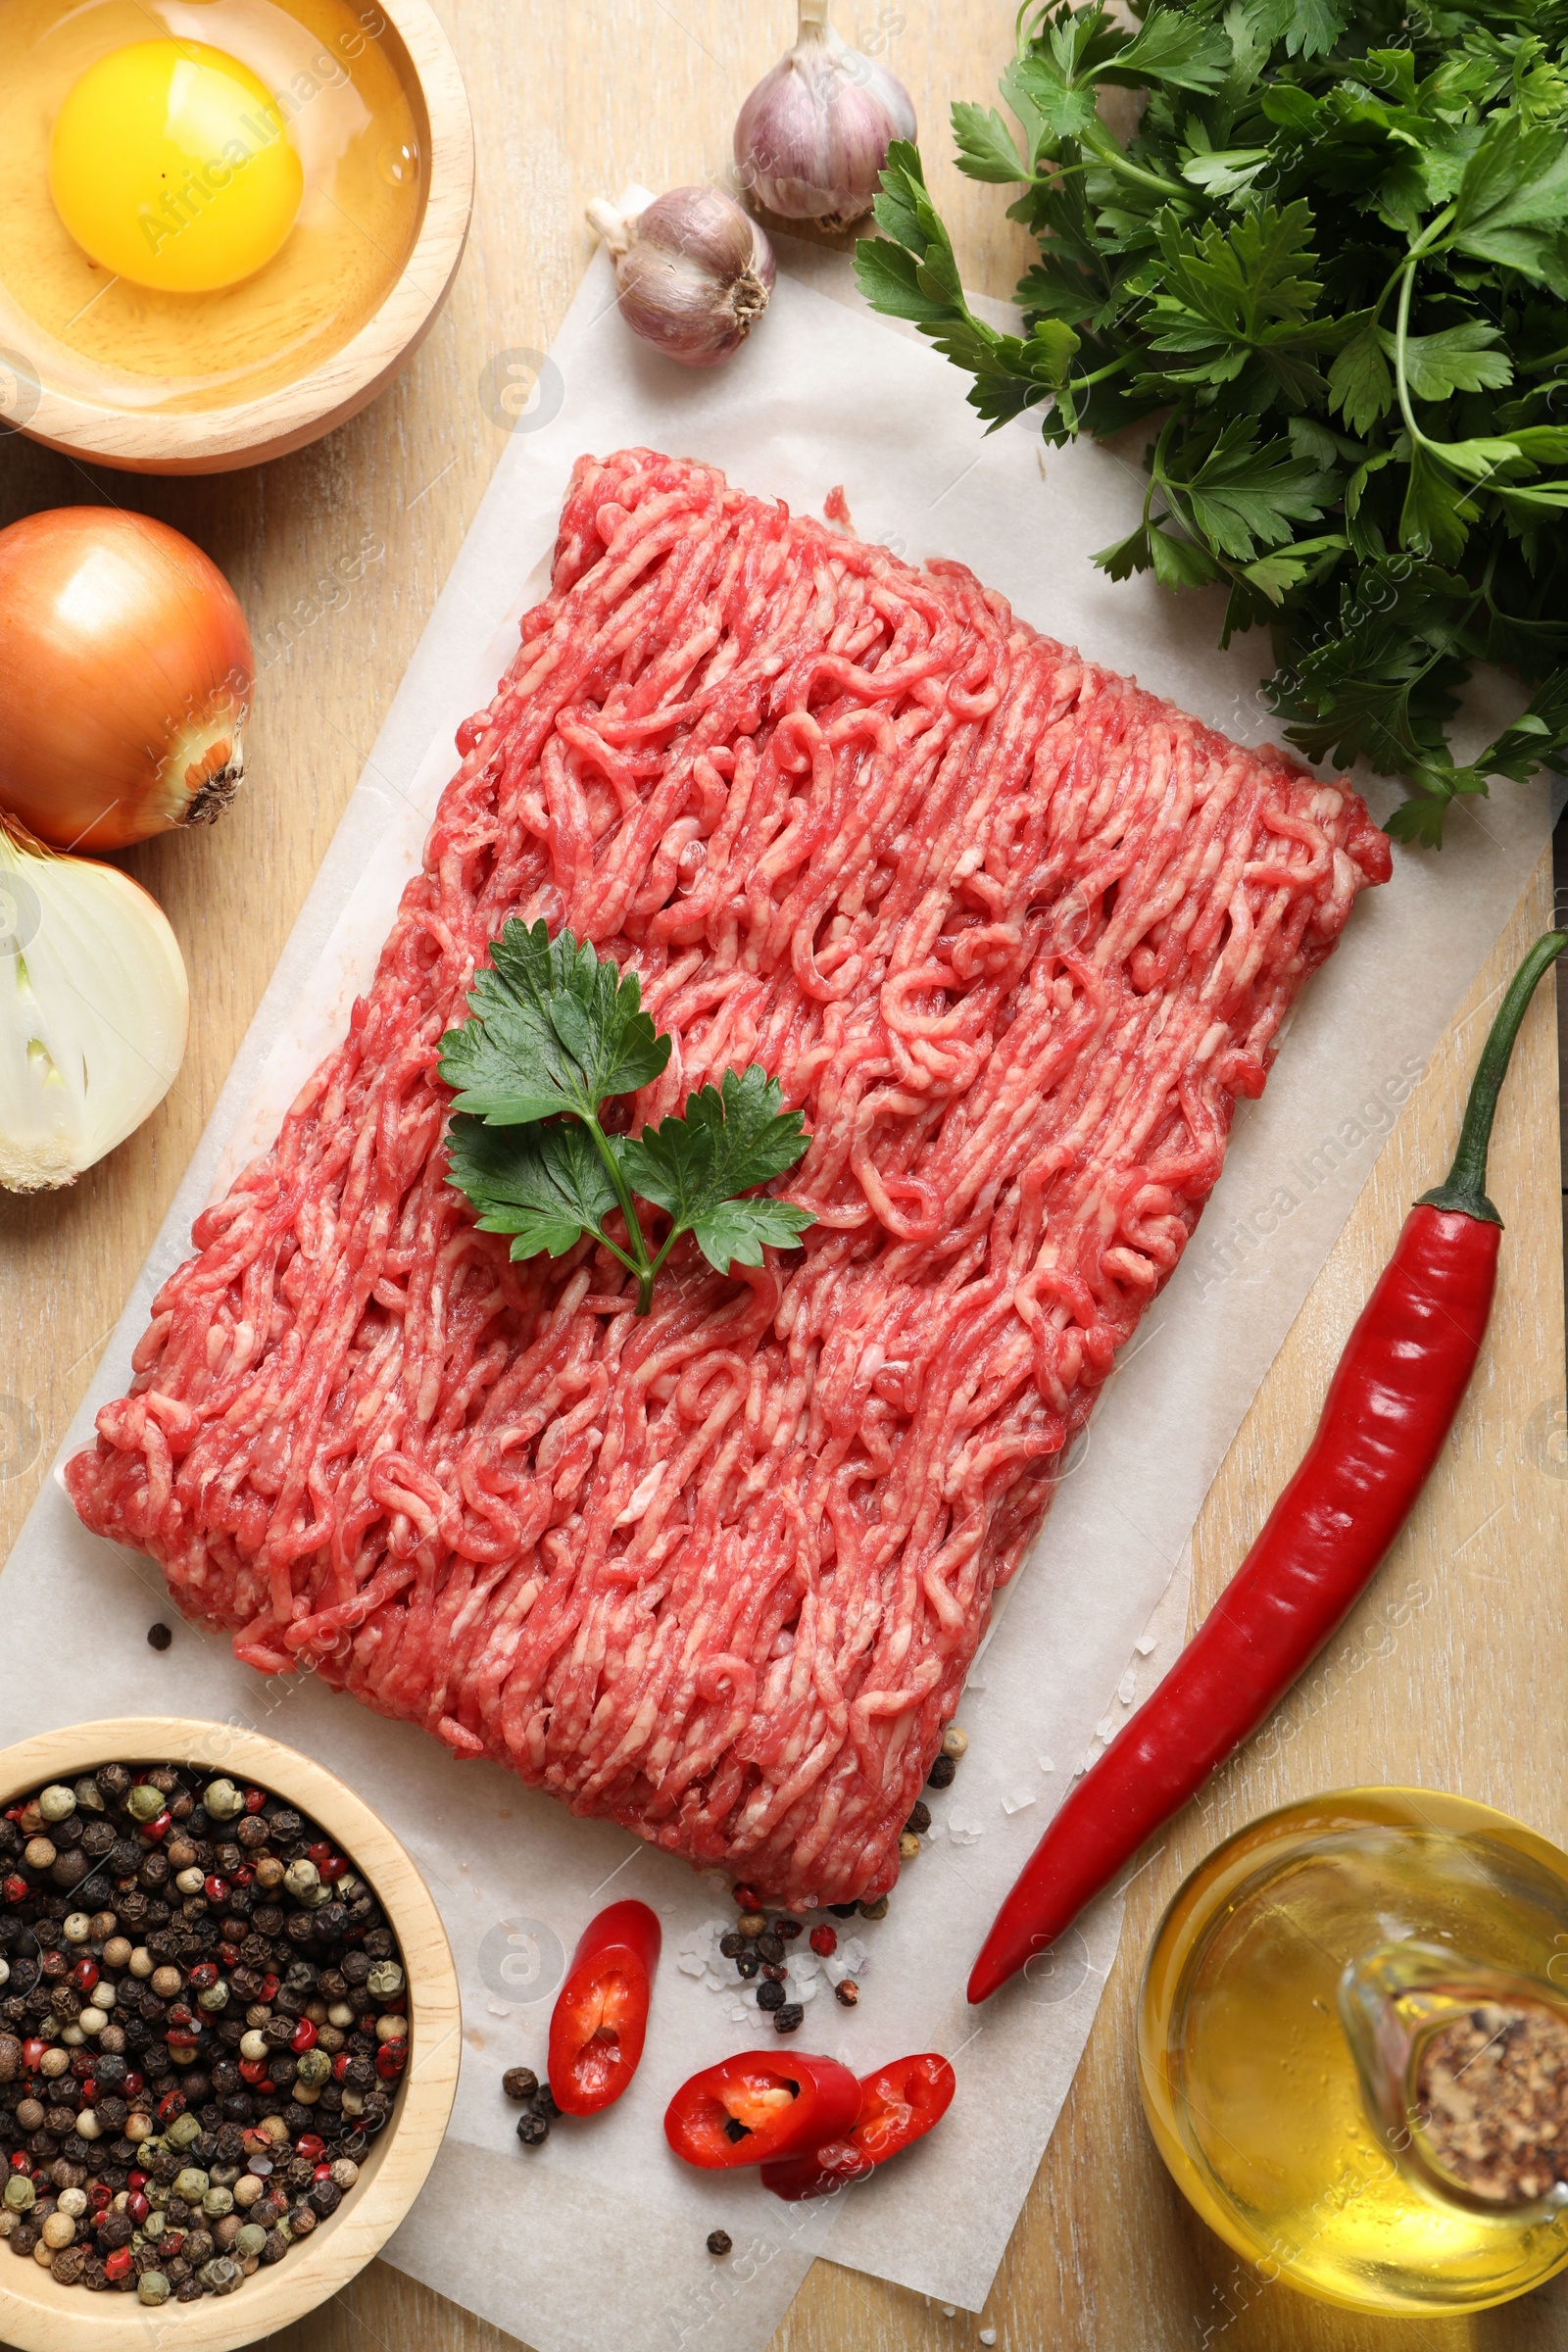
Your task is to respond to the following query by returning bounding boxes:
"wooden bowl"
[0,1717,460,2349]
[12,0,473,475]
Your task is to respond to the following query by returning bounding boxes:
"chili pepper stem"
[1417,932,1565,1224]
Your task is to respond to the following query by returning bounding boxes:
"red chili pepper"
[664,2050,861,2170]
[969,932,1567,2004]
[546,1899,662,2118]
[761,2052,956,2200]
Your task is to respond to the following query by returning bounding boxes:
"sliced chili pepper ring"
[547,1899,662,2118]
[664,2050,862,2170]
[761,2052,956,2200]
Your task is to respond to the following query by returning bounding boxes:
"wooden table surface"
[2,5,1566,2349]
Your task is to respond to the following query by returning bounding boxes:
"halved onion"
[0,818,189,1192]
[0,508,253,853]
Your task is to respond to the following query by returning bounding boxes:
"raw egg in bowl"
[0,0,472,471]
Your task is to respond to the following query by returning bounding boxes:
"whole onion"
[0,508,253,853]
[588,188,775,368]
[735,0,916,230]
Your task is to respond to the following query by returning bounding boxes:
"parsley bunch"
[856,0,1568,843]
[439,921,813,1313]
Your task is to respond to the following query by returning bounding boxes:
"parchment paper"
[0,229,1558,2352]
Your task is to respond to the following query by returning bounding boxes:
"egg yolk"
[50,40,304,295]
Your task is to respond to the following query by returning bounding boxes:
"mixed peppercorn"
[0,1760,410,2303]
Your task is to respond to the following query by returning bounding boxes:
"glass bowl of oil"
[0,0,471,469]
[1139,1787,1568,2316]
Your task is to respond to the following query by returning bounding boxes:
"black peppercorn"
[756,1932,784,1965]
[707,2230,732,2257]
[762,1962,788,1983]
[906,1800,932,1834]
[756,1979,785,2012]
[926,1754,956,1790]
[515,2111,549,2146]
[773,2002,805,2034]
[735,1951,760,1980]
[146,1624,172,1651]
[718,1932,745,1959]
[827,1899,859,1916]
[502,2068,539,2102]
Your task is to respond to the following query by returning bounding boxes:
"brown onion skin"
[0,508,254,852]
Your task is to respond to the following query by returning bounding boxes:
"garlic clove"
[735,0,916,230]
[0,819,189,1192]
[588,187,775,368]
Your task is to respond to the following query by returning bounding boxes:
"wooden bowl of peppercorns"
[0,1718,460,2351]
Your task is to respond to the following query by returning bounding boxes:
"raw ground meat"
[66,448,1391,1906]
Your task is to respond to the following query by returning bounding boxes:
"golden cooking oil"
[1140,1788,1568,2316]
[0,0,423,412]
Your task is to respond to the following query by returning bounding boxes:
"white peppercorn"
[38,1785,77,1823]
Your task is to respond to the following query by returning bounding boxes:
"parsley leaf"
[438,917,668,1126]
[442,926,813,1310]
[619,1066,815,1277]
[858,0,1568,839]
[446,1113,624,1266]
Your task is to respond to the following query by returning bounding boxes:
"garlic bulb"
[0,820,189,1192]
[735,0,916,230]
[587,188,776,368]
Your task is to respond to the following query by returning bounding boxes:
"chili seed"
[773,2003,804,2034]
[707,2230,732,2257]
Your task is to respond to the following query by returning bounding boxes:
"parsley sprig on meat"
[440,920,813,1312]
[856,0,1568,844]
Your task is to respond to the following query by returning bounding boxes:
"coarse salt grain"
[1002,1788,1036,1816]
[1038,1754,1054,1773]
[1136,1633,1157,1655]
[1116,1668,1137,1704]
[1095,1713,1116,1743]
[948,1810,985,1847]
[980,2330,997,2345]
